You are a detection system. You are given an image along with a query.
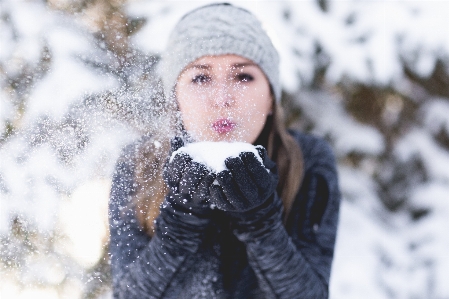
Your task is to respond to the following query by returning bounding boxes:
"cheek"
[239,87,272,141]
[234,103,268,142]
[176,91,210,135]
[240,87,272,117]
[179,101,204,129]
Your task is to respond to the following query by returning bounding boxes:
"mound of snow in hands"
[171,141,264,173]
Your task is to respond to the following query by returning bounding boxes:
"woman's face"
[176,55,273,143]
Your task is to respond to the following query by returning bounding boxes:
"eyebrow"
[184,62,257,72]
[231,62,257,69]
[184,64,211,71]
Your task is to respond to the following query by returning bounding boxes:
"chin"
[216,133,253,143]
[191,129,252,143]
[210,135,235,142]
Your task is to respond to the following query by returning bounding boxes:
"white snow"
[22,29,118,125]
[408,182,449,297]
[395,128,449,181]
[0,92,14,136]
[423,98,449,134]
[171,142,263,173]
[330,200,393,299]
[0,0,51,74]
[299,90,385,156]
[58,179,111,268]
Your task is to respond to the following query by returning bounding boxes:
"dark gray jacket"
[109,130,340,298]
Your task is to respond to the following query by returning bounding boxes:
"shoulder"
[110,135,158,198]
[288,129,337,174]
[110,135,158,207]
[113,135,155,175]
[117,135,154,164]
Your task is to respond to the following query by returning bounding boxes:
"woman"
[109,3,340,299]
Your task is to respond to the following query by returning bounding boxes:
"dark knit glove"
[163,137,216,212]
[156,137,216,250]
[209,147,279,212]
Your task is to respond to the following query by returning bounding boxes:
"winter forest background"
[1,0,449,298]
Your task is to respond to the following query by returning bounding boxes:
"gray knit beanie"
[160,3,281,102]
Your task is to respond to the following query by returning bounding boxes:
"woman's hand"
[155,137,215,255]
[163,137,215,211]
[209,147,279,212]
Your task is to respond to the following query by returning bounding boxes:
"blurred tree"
[1,0,449,298]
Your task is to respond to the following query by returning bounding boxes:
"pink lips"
[212,119,236,134]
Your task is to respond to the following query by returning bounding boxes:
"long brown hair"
[132,103,304,236]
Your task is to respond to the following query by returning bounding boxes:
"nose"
[211,81,235,108]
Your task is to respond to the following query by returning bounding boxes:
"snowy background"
[1,0,449,298]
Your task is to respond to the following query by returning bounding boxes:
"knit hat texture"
[160,3,281,102]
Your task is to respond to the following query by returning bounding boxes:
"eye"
[236,73,254,82]
[192,74,211,84]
